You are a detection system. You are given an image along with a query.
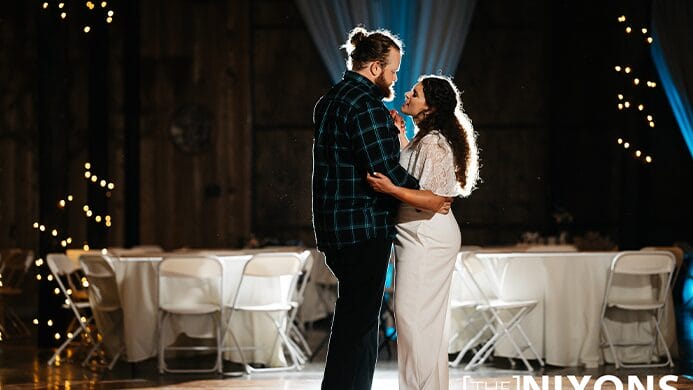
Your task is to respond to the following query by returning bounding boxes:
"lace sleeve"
[416,134,461,197]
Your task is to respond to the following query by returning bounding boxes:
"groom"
[311,27,419,390]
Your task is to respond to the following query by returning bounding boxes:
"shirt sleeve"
[417,135,461,197]
[349,102,419,189]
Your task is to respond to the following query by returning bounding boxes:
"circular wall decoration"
[169,104,214,154]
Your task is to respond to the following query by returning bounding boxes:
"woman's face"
[401,82,430,119]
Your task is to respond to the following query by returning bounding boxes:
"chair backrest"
[243,253,302,277]
[291,251,313,305]
[79,254,121,311]
[0,249,33,289]
[46,253,90,320]
[611,251,676,275]
[606,251,676,305]
[158,256,223,309]
[457,252,500,304]
[230,253,303,308]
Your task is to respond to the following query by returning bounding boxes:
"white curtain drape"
[651,0,693,159]
[295,0,477,129]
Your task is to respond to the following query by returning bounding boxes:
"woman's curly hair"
[410,75,480,197]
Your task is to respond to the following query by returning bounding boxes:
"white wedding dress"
[394,131,461,390]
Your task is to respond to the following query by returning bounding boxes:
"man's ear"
[368,61,381,78]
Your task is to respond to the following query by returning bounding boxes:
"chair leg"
[48,325,84,366]
[601,317,621,368]
[653,314,674,368]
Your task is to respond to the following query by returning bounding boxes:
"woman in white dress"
[367,75,479,390]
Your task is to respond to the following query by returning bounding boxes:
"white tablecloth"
[449,251,677,367]
[92,248,317,364]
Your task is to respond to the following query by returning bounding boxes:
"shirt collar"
[343,71,384,99]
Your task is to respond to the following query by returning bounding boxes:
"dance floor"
[0,326,689,389]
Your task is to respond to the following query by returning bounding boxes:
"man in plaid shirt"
[312,27,419,390]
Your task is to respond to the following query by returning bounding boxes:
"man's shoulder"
[321,78,382,110]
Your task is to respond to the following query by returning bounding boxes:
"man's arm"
[350,103,419,189]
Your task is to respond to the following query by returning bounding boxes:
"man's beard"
[375,73,395,102]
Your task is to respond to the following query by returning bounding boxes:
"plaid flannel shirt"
[312,71,419,251]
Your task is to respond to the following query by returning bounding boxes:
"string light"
[33,319,39,325]
[42,3,114,27]
[612,14,656,164]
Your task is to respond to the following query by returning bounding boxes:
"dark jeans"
[321,237,392,390]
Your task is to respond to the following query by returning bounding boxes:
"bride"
[367,75,479,390]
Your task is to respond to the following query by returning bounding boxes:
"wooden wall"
[1,0,691,254]
[138,0,252,249]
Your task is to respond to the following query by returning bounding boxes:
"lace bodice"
[400,131,462,197]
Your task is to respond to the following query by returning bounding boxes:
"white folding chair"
[222,252,304,374]
[158,255,224,374]
[600,251,676,368]
[0,249,34,338]
[286,250,313,362]
[458,251,544,371]
[448,252,493,367]
[46,253,95,366]
[79,254,124,369]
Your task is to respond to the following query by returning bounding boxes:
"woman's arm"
[367,172,451,213]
